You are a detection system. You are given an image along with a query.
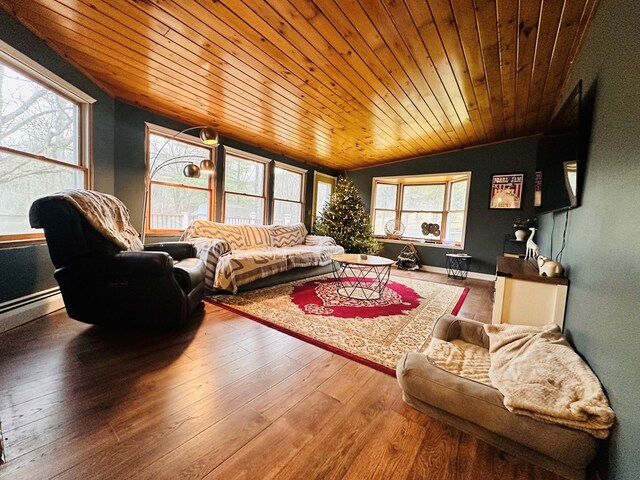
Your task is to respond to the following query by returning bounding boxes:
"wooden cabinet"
[492,256,569,329]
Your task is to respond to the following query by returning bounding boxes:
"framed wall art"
[534,171,543,207]
[489,173,524,209]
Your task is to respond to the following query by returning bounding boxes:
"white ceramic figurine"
[538,256,564,277]
[525,227,539,260]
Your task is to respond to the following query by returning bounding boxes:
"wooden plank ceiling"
[0,0,599,170]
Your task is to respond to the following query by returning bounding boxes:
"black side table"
[446,253,472,279]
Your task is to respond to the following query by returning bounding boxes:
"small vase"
[515,229,527,241]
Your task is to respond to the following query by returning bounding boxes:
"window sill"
[0,238,47,249]
[376,237,464,250]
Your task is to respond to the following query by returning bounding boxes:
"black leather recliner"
[31,196,205,328]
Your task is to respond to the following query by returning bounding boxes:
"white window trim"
[222,146,270,225]
[144,122,215,148]
[224,146,272,166]
[371,171,472,249]
[273,161,307,224]
[0,39,96,104]
[1,39,95,170]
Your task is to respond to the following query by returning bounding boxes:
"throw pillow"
[269,223,307,247]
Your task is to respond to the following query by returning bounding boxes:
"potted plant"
[513,216,537,241]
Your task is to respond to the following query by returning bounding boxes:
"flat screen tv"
[535,81,584,214]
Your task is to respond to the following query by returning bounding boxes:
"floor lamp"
[141,126,218,243]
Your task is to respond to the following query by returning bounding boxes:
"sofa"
[181,221,344,293]
[396,315,602,480]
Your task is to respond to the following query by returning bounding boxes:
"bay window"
[371,173,471,247]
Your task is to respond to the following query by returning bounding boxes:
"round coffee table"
[330,253,395,300]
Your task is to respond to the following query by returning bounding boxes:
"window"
[223,147,268,225]
[312,172,336,226]
[371,173,471,246]
[146,125,216,233]
[273,162,306,225]
[0,40,94,241]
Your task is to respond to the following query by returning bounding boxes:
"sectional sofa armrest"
[304,235,337,246]
[186,237,231,290]
[190,237,231,264]
[432,314,490,349]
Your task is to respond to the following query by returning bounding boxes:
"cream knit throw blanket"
[484,323,615,438]
[30,190,143,251]
[425,338,492,386]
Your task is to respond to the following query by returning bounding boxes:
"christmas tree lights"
[314,176,379,254]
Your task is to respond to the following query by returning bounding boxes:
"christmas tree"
[314,176,379,254]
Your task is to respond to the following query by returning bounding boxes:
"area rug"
[206,275,468,376]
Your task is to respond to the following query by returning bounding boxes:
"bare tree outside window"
[0,61,85,238]
[371,174,470,246]
[223,153,267,225]
[273,165,304,225]
[146,132,213,232]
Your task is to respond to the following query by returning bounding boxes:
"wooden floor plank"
[249,351,348,421]
[317,359,377,404]
[54,356,305,480]
[0,271,567,479]
[206,390,343,480]
[134,404,270,480]
[341,409,427,480]
[273,374,402,480]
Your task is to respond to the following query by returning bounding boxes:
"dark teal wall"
[0,11,115,304]
[537,0,640,477]
[348,137,538,275]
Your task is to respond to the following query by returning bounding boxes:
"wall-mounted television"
[535,81,585,214]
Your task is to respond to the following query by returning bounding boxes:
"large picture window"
[371,173,471,246]
[223,147,268,225]
[0,41,94,241]
[146,126,216,233]
[273,162,305,225]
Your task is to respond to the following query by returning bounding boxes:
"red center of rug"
[290,278,422,318]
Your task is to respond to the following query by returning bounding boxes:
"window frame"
[222,146,269,225]
[311,172,337,228]
[371,172,471,248]
[272,161,306,225]
[0,39,95,244]
[144,123,217,235]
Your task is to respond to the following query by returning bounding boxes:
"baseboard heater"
[0,287,64,333]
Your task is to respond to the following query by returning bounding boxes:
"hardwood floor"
[0,271,561,479]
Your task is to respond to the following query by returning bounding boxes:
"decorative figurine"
[525,227,539,260]
[537,256,564,277]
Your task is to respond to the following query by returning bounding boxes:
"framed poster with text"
[489,173,524,209]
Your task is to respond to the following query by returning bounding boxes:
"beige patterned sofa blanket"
[181,220,343,293]
[29,189,142,250]
[484,323,615,438]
